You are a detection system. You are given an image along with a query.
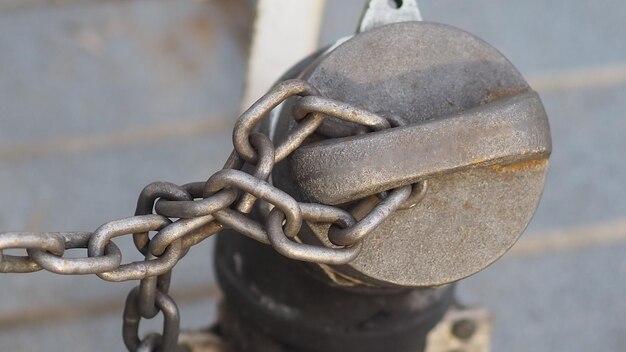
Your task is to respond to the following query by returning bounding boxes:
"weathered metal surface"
[425,306,492,352]
[215,229,454,352]
[289,91,550,204]
[180,306,493,352]
[181,305,492,352]
[271,21,551,287]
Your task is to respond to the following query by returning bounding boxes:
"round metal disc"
[272,22,550,287]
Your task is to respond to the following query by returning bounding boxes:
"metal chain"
[0,79,427,351]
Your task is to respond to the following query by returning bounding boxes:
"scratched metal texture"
[0,0,625,351]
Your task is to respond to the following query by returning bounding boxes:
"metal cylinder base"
[214,229,454,352]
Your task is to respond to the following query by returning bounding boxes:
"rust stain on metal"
[469,156,490,165]
[480,85,527,104]
[490,158,548,173]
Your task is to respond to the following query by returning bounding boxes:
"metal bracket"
[359,0,422,33]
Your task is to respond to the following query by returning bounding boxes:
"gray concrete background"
[0,0,625,351]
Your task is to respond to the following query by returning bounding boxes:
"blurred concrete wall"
[1,1,625,351]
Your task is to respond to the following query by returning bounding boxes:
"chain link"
[0,232,65,273]
[0,78,429,351]
[29,232,122,275]
[233,79,320,163]
[123,286,180,352]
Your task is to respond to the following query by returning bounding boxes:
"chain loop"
[267,207,362,265]
[293,95,391,131]
[233,79,320,162]
[138,270,172,319]
[28,232,122,275]
[328,185,412,246]
[98,239,182,282]
[179,221,223,251]
[149,215,215,256]
[0,232,65,273]
[136,333,163,352]
[0,78,432,351]
[154,189,238,219]
[123,286,180,352]
[133,182,193,254]
[212,208,269,244]
[274,111,325,162]
[234,132,275,214]
[398,180,429,210]
[205,169,303,238]
[88,215,177,282]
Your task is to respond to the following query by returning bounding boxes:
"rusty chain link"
[0,79,427,351]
